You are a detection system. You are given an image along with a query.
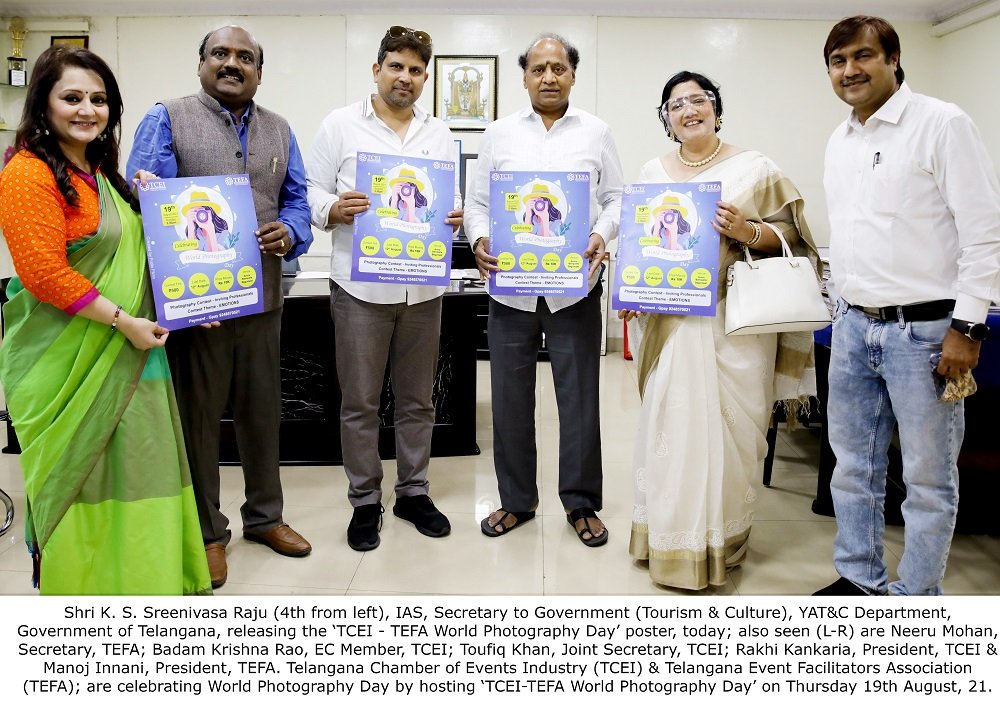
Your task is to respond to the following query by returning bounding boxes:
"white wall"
[4,12,998,255]
[111,14,600,259]
[936,13,1000,163]
[596,18,946,248]
[116,15,346,171]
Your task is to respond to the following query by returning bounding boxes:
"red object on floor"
[623,321,633,360]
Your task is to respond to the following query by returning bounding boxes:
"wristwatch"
[950,318,989,342]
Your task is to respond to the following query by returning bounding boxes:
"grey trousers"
[167,308,284,545]
[330,283,442,506]
[487,285,604,512]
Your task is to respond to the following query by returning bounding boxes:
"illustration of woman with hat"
[389,167,428,223]
[520,183,562,237]
[183,190,230,252]
[650,193,691,250]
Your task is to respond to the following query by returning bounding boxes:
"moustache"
[217,70,244,82]
[841,76,868,87]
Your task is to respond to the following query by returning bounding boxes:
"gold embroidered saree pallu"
[0,176,211,594]
[628,151,819,590]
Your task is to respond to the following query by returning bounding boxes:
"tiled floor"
[1,356,998,596]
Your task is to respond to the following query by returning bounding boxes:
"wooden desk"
[219,274,484,465]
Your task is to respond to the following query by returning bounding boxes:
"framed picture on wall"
[434,55,497,132]
[50,36,90,49]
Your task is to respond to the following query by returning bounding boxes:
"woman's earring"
[666,127,675,141]
[715,117,723,130]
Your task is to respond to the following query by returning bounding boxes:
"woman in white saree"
[624,71,820,590]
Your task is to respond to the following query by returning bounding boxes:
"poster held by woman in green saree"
[0,45,210,594]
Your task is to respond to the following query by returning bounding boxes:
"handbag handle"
[741,222,796,267]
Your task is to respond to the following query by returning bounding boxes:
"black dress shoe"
[813,577,870,596]
[393,494,451,537]
[348,503,383,551]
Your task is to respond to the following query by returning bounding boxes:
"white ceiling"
[0,0,989,24]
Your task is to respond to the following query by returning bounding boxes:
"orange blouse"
[0,150,101,313]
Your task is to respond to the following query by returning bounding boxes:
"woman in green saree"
[0,45,210,594]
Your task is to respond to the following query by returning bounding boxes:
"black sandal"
[480,509,535,537]
[567,508,609,547]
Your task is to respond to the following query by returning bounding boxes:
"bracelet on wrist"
[744,221,762,247]
[472,236,487,253]
[111,304,124,331]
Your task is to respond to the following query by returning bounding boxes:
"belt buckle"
[860,306,884,320]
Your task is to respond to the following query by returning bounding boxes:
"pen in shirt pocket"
[271,156,278,174]
[872,151,881,170]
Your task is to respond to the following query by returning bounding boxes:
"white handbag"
[724,223,830,336]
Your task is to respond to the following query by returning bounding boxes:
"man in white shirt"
[464,34,623,547]
[307,26,462,551]
[816,16,1000,595]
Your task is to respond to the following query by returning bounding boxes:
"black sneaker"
[393,494,451,537]
[347,503,383,551]
[812,577,871,596]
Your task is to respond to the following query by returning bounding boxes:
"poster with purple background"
[612,181,721,316]
[488,170,591,297]
[351,152,456,287]
[137,174,262,330]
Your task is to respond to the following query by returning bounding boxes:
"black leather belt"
[850,299,955,322]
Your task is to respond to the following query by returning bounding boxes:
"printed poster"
[612,181,722,316]
[137,174,262,329]
[352,152,456,286]
[488,170,591,297]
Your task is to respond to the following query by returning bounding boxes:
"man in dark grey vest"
[127,25,313,589]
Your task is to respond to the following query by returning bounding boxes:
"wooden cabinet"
[219,275,483,465]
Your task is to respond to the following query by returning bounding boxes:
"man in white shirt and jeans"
[816,15,1000,595]
[464,33,623,547]
[307,26,462,551]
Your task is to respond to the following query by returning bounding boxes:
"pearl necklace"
[678,139,722,168]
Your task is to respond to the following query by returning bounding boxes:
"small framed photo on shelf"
[50,36,90,49]
[434,55,497,132]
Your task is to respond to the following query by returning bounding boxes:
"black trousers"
[487,286,604,512]
[167,308,284,545]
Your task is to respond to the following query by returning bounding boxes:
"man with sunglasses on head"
[127,26,314,589]
[307,26,462,552]
[464,33,623,547]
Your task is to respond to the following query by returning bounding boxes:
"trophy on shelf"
[7,17,28,87]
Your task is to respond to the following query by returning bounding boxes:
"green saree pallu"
[0,176,211,595]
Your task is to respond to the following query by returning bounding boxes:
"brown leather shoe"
[204,543,227,589]
[243,523,312,557]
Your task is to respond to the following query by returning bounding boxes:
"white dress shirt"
[464,105,623,312]
[824,83,1000,323]
[306,96,459,305]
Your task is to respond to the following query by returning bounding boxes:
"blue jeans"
[827,299,964,595]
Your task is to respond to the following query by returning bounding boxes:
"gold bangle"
[745,221,762,247]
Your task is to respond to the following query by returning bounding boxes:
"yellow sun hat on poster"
[652,194,688,217]
[523,183,558,206]
[389,167,425,192]
[181,190,222,216]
